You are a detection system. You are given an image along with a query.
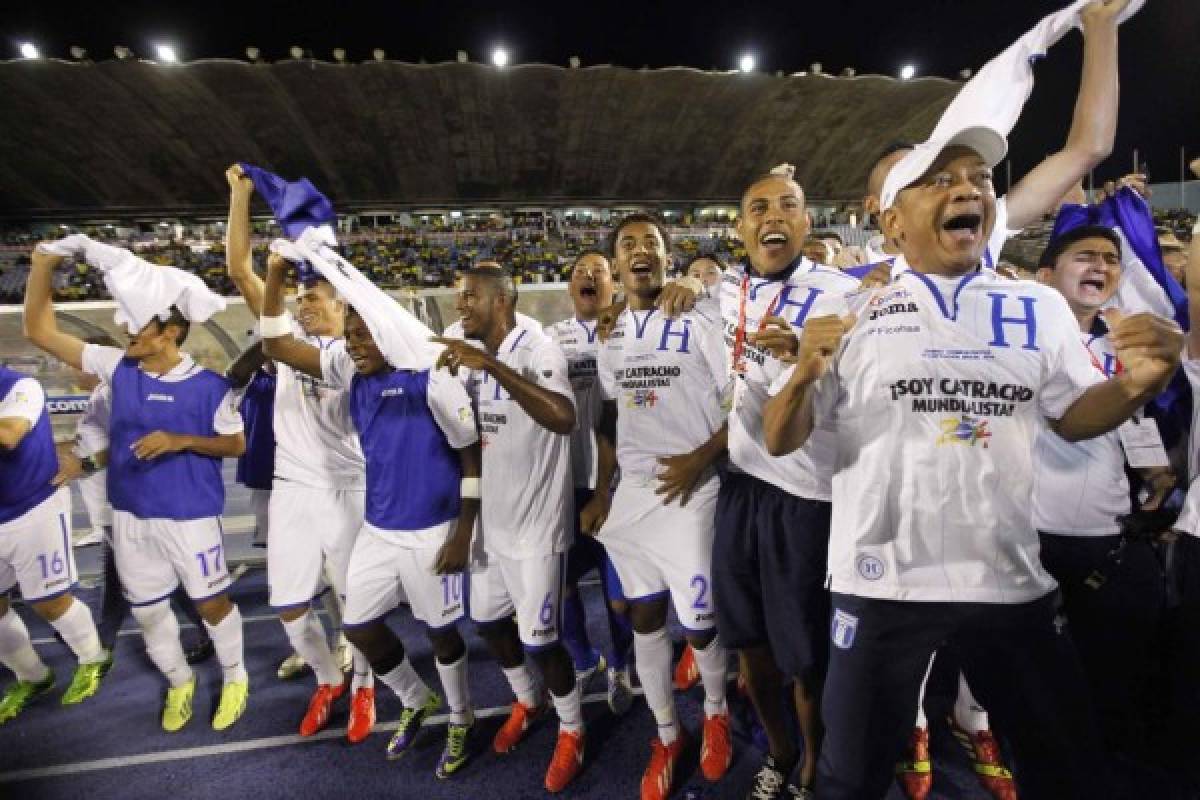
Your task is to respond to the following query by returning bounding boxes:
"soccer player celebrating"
[1032,225,1168,759]
[434,267,586,793]
[261,253,481,775]
[545,251,635,713]
[24,244,250,733]
[590,213,733,800]
[0,367,110,723]
[763,122,1181,799]
[226,166,369,738]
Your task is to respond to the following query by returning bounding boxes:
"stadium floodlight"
[245,46,260,61]
[569,56,581,69]
[19,42,40,60]
[373,48,386,62]
[155,44,178,64]
[491,47,509,67]
[959,68,973,80]
[114,46,132,60]
[900,64,917,80]
[840,67,857,77]
[333,48,346,64]
[811,62,823,74]
[290,46,304,60]
[70,46,87,60]
[456,50,468,63]
[739,53,755,73]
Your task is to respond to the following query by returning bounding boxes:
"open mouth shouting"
[940,212,983,249]
[759,231,789,257]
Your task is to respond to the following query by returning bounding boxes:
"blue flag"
[238,164,336,239]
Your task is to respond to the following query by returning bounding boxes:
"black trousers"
[817,591,1105,800]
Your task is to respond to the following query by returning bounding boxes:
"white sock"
[502,663,540,709]
[378,656,433,709]
[953,672,989,733]
[692,636,729,716]
[131,600,193,688]
[914,652,935,729]
[49,597,106,665]
[204,606,248,685]
[436,653,473,725]
[550,684,584,734]
[633,628,677,745]
[351,647,374,692]
[0,609,50,682]
[282,612,341,686]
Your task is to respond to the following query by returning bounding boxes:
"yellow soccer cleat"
[162,676,196,733]
[212,680,249,731]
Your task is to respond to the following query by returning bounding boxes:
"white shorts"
[598,476,718,633]
[112,511,230,605]
[469,551,565,650]
[0,490,77,602]
[343,522,464,630]
[267,484,364,609]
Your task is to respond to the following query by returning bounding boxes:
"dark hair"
[572,249,610,268]
[813,230,844,246]
[739,171,805,213]
[1038,225,1122,269]
[153,306,190,347]
[463,267,518,304]
[84,333,121,348]
[607,212,672,258]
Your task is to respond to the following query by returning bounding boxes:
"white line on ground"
[0,686,642,784]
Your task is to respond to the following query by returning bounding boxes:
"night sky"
[6,0,1197,196]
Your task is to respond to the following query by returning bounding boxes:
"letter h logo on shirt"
[773,286,823,328]
[987,293,1039,352]
[657,319,692,354]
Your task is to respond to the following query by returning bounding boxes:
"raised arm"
[23,248,86,370]
[226,341,268,389]
[1005,0,1128,230]
[226,165,265,315]
[259,253,324,380]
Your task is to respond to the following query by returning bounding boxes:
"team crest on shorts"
[856,554,884,581]
[936,415,991,447]
[831,610,858,650]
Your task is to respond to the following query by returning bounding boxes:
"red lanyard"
[732,274,786,373]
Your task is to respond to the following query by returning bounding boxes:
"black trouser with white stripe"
[817,591,1104,800]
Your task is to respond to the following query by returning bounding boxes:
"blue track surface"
[1,557,1019,800]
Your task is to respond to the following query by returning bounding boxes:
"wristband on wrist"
[460,477,481,499]
[259,314,291,338]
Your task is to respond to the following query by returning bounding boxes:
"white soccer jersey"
[272,325,364,491]
[443,311,541,341]
[720,258,859,500]
[545,317,602,490]
[463,327,575,559]
[598,306,730,480]
[1032,327,1129,536]
[773,268,1102,603]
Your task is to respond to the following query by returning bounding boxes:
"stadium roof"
[0,58,959,217]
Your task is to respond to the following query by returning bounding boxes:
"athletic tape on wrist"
[259,314,291,338]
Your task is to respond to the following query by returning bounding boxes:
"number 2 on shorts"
[690,574,709,610]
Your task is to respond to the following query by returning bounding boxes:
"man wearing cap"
[763,110,1181,800]
[24,243,251,734]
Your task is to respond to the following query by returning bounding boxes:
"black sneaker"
[747,755,791,800]
[184,636,215,665]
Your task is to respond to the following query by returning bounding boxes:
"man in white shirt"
[434,267,586,793]
[546,251,635,715]
[591,213,734,800]
[25,247,250,734]
[226,166,371,741]
[442,260,540,340]
[1032,225,1168,761]
[764,130,1181,799]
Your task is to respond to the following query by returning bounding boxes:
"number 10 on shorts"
[195,544,224,577]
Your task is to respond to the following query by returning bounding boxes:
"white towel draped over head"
[38,234,227,335]
[881,0,1145,210]
[270,226,441,371]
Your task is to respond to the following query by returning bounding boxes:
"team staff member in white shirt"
[1033,225,1169,759]
[591,214,734,800]
[764,133,1182,799]
[434,268,587,794]
[226,167,371,741]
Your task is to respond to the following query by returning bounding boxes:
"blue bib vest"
[0,369,57,525]
[350,369,461,531]
[235,369,276,491]
[108,358,229,520]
